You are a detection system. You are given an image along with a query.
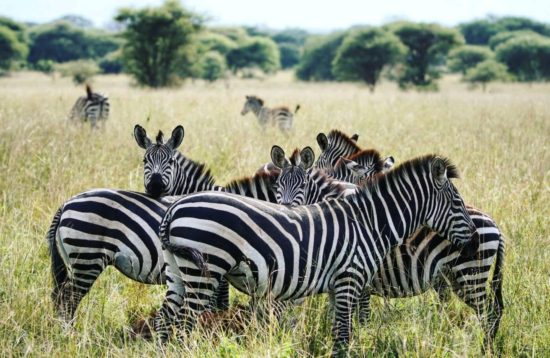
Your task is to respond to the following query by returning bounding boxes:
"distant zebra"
[154,155,477,355]
[241,95,299,133]
[47,125,280,322]
[314,129,361,170]
[69,84,110,128]
[274,150,505,345]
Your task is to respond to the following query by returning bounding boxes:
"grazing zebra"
[47,125,280,322]
[154,155,477,355]
[241,95,299,132]
[314,155,505,345]
[314,129,362,170]
[69,84,110,128]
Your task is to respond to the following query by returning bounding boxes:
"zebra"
[154,154,478,355]
[241,95,299,133]
[306,154,505,346]
[69,84,110,128]
[47,125,280,322]
[314,129,362,170]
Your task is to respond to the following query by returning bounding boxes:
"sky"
[2,0,549,32]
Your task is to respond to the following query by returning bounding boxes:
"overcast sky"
[3,0,549,32]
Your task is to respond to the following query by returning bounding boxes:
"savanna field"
[0,72,548,357]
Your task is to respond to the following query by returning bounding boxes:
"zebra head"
[241,95,264,116]
[315,130,361,170]
[134,125,184,198]
[424,157,478,256]
[339,154,395,185]
[271,146,315,206]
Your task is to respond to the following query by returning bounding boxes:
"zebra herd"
[47,126,504,355]
[69,87,298,133]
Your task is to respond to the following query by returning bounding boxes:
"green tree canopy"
[226,36,280,74]
[0,25,28,71]
[393,23,463,89]
[278,42,301,69]
[447,45,494,74]
[488,30,543,50]
[332,28,404,91]
[496,34,550,82]
[459,19,502,45]
[194,32,236,55]
[196,51,227,82]
[296,32,346,81]
[115,0,202,87]
[464,59,510,91]
[28,22,120,64]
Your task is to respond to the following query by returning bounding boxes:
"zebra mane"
[289,149,301,166]
[309,169,348,195]
[247,95,264,106]
[272,105,291,112]
[177,153,217,186]
[363,154,459,192]
[327,129,362,152]
[156,131,164,145]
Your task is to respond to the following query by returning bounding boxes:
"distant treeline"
[1,0,549,90]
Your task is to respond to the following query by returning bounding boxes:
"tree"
[196,51,226,82]
[296,32,346,81]
[464,60,509,91]
[56,15,94,29]
[332,28,404,91]
[447,45,493,74]
[496,16,550,37]
[488,30,542,50]
[0,25,28,72]
[115,0,202,87]
[226,36,280,74]
[28,22,120,64]
[459,19,501,45]
[496,34,550,82]
[99,50,123,74]
[194,32,236,55]
[278,43,301,69]
[393,23,463,89]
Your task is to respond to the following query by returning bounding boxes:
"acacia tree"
[496,34,550,82]
[296,32,346,81]
[447,45,494,75]
[226,37,280,74]
[115,0,202,87]
[332,28,404,91]
[0,25,28,72]
[464,60,509,91]
[393,23,463,89]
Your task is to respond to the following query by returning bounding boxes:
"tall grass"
[0,72,548,356]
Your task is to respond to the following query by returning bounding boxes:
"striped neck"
[168,153,217,195]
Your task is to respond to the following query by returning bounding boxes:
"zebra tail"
[294,104,301,114]
[46,207,68,295]
[491,234,505,310]
[159,209,209,277]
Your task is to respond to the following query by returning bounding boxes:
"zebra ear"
[86,84,93,100]
[382,156,395,172]
[431,157,448,188]
[245,95,250,100]
[166,125,184,150]
[271,145,288,169]
[316,133,328,151]
[134,125,152,149]
[351,134,359,142]
[300,147,315,169]
[343,157,368,176]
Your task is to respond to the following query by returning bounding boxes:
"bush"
[496,34,550,82]
[447,45,494,74]
[226,36,280,74]
[0,25,28,71]
[196,51,227,82]
[464,59,510,90]
[56,60,100,84]
[296,32,346,81]
[99,50,123,74]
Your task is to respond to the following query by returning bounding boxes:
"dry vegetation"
[0,71,548,357]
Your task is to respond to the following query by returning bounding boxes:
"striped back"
[314,129,361,170]
[69,85,110,127]
[326,150,394,185]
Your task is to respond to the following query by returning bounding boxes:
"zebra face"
[134,125,184,198]
[271,146,315,206]
[315,130,360,170]
[425,158,478,256]
[241,95,263,115]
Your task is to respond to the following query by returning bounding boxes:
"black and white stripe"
[314,129,361,170]
[154,155,477,354]
[69,84,110,128]
[47,125,279,322]
[241,95,299,133]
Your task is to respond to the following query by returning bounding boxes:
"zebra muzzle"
[146,174,164,198]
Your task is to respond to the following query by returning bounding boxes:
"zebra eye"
[169,158,174,164]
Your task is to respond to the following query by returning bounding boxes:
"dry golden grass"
[0,71,548,356]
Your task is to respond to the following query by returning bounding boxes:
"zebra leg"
[331,279,361,356]
[210,278,230,311]
[356,291,371,326]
